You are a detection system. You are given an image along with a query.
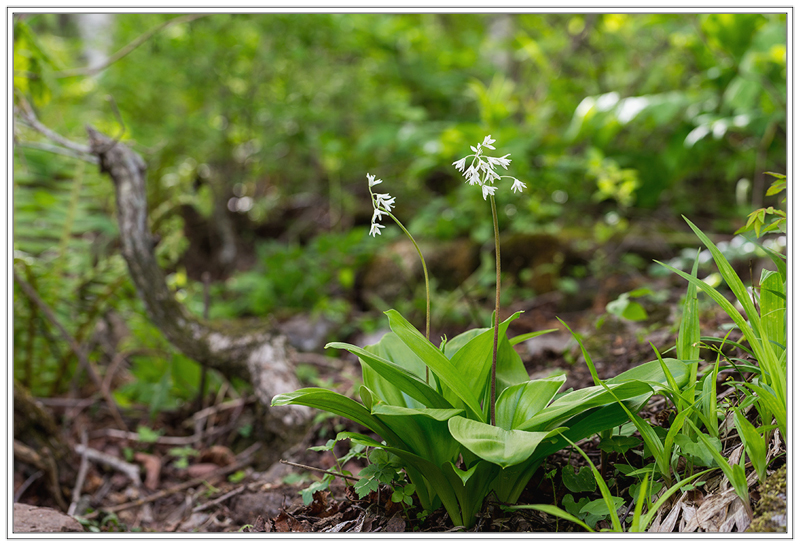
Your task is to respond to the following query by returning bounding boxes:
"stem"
[386,211,432,383]
[489,195,501,427]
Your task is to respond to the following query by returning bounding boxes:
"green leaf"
[562,465,596,493]
[448,416,565,468]
[371,404,463,467]
[597,435,642,455]
[674,432,722,468]
[361,331,432,408]
[325,341,451,410]
[508,328,559,347]
[581,496,624,517]
[272,388,406,449]
[508,504,595,532]
[136,425,162,443]
[385,310,485,420]
[495,375,566,430]
[733,407,767,483]
[759,270,785,350]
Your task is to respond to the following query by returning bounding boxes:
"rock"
[13,503,84,533]
[279,315,336,352]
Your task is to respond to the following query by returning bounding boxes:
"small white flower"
[369,222,385,237]
[372,208,384,223]
[374,193,396,212]
[487,154,511,169]
[511,178,527,193]
[471,144,481,154]
[482,184,497,200]
[367,173,382,187]
[452,157,467,172]
[464,165,480,185]
[482,135,496,150]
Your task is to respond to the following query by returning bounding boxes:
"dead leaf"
[186,463,219,479]
[133,452,161,490]
[695,489,738,532]
[384,512,406,533]
[199,445,236,467]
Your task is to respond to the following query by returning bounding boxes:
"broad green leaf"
[325,341,451,410]
[495,375,566,430]
[271,388,406,449]
[516,379,654,431]
[448,415,565,468]
[371,404,463,467]
[447,311,520,416]
[562,465,596,493]
[361,331,432,408]
[597,436,642,455]
[674,432,722,468]
[385,310,484,420]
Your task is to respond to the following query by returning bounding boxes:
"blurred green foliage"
[13,13,786,406]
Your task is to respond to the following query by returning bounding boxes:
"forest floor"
[13,274,786,534]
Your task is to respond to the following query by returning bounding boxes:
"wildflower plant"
[273,135,690,529]
[453,135,526,426]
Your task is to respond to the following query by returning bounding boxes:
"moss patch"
[747,465,786,533]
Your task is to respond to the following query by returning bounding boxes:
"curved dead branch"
[86,126,310,465]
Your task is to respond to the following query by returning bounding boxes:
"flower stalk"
[368,174,432,382]
[452,135,526,426]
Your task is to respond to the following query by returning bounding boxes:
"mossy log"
[86,127,310,466]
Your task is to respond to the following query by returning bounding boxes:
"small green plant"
[168,446,198,469]
[274,136,690,528]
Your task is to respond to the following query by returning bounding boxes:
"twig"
[186,395,258,427]
[75,444,141,486]
[13,269,129,432]
[15,140,99,164]
[68,430,90,516]
[192,484,246,513]
[83,442,261,519]
[279,459,354,482]
[55,14,208,78]
[13,470,43,502]
[13,95,92,156]
[97,413,245,446]
[14,440,68,511]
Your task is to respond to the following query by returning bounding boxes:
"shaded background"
[13,13,786,411]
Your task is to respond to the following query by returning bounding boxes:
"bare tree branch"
[55,14,208,79]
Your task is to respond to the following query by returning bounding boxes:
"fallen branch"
[68,430,90,517]
[279,459,354,482]
[192,484,246,513]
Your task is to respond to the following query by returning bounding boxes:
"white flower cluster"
[367,173,396,237]
[452,135,527,200]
